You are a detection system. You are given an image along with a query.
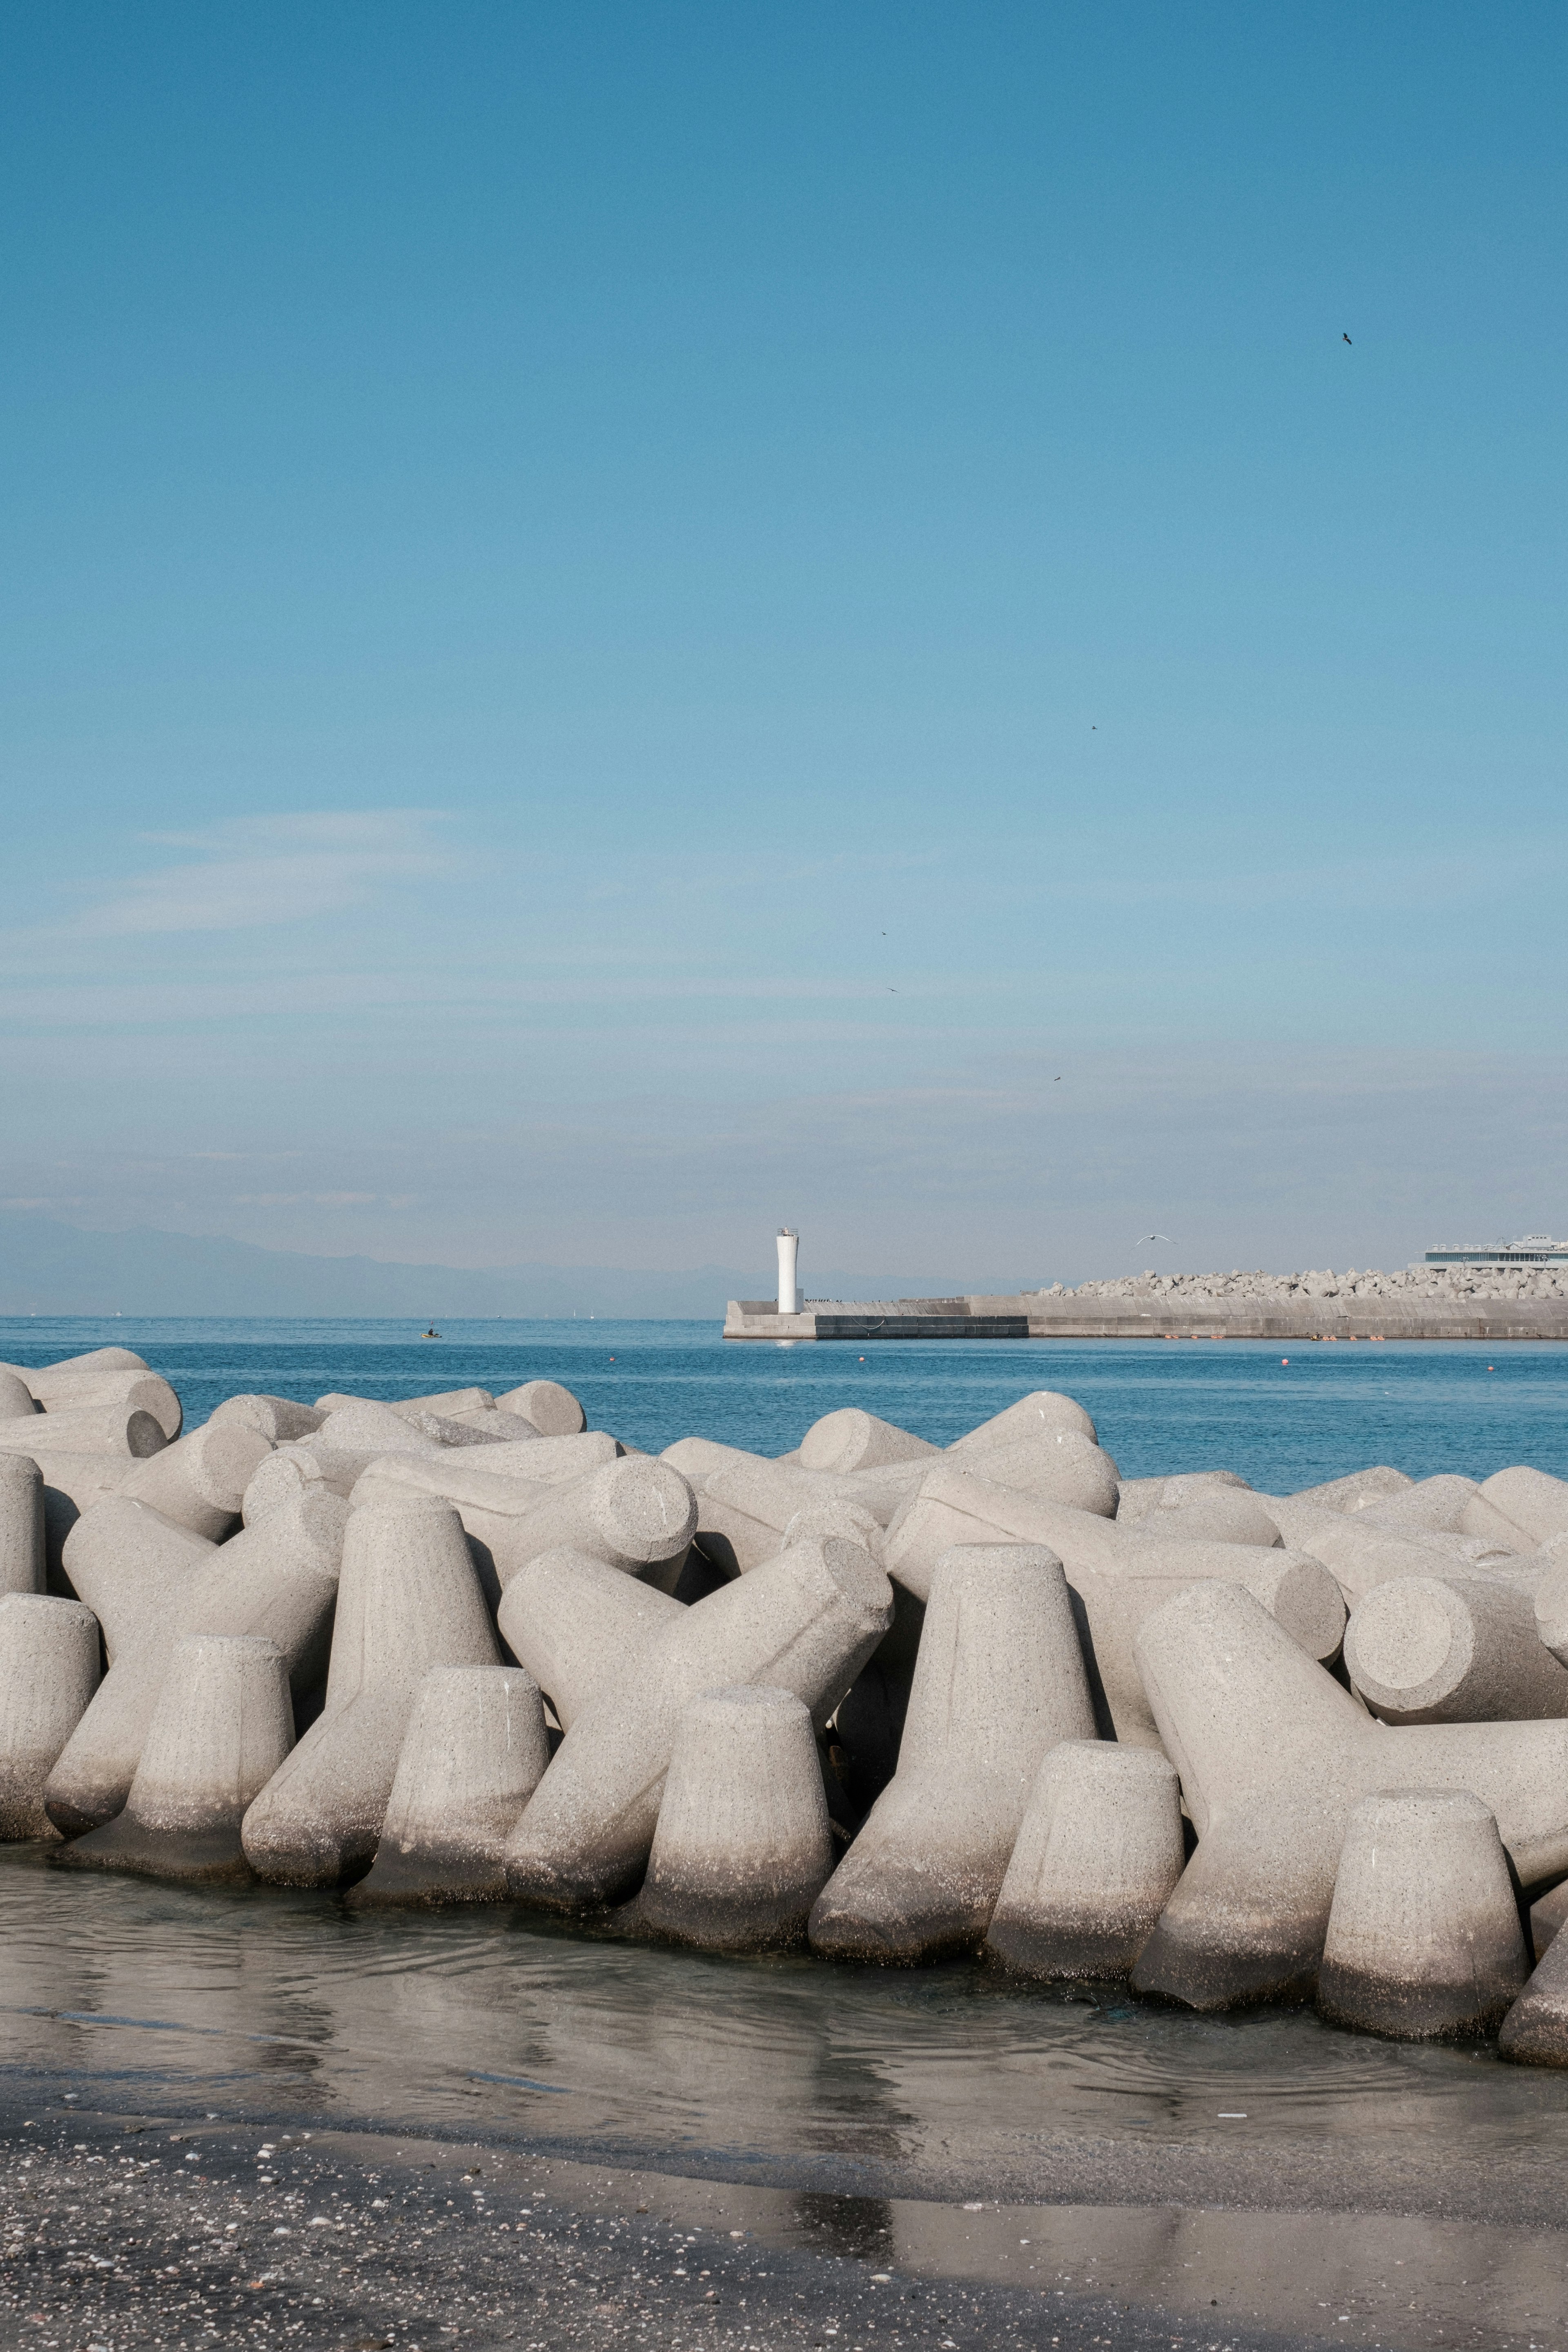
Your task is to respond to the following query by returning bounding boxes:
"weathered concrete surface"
[347,1665,550,1907]
[505,1533,891,1912]
[1345,1573,1568,1724]
[0,1594,99,1838]
[242,1496,498,1889]
[59,1633,294,1885]
[636,1685,833,1951]
[1317,1789,1528,2039]
[987,1739,1184,1981]
[1130,1581,1568,2010]
[808,1544,1096,1963]
[44,1488,346,1836]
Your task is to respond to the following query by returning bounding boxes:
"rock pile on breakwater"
[1047,1264,1568,1304]
[7,1345,1568,2062]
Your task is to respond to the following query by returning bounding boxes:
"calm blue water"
[3,1315,1565,1490]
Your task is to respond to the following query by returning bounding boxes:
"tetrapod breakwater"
[4,1343,1568,2060]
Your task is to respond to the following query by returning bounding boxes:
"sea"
[1,1316,1566,2312]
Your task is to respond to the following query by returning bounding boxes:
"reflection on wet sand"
[3,1844,1568,2352]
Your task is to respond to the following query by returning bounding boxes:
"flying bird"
[1138,1233,1171,1244]
[1343,332,1352,345]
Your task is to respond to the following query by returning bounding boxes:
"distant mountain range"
[0,1211,1042,1321]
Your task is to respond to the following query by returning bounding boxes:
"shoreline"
[3,2096,1566,2352]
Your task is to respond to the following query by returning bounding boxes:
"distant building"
[1424,1236,1568,1267]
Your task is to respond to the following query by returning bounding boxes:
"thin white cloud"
[78,811,453,936]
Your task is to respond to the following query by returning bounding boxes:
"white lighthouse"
[776,1227,800,1316]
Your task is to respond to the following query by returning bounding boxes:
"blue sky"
[2,2,1564,1285]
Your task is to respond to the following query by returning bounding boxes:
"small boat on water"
[421,1327,441,1339]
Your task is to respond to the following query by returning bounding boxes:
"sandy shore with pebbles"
[2,2097,1568,2352]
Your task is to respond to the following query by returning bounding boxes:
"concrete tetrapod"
[1261,1509,1518,1608]
[347,1666,550,1908]
[116,1422,272,1541]
[0,1457,44,1595]
[1480,1466,1568,1550]
[986,1740,1184,1981]
[0,1595,100,1837]
[1344,1575,1568,1724]
[209,1394,326,1443]
[1499,1902,1568,2064]
[0,1399,169,1461]
[0,1348,149,1392]
[1316,1790,1529,2039]
[504,1532,893,1912]
[1121,1483,1282,1548]
[635,1686,833,1952]
[496,1548,684,1728]
[45,1488,347,1835]
[353,1451,694,1601]
[495,1381,586,1437]
[1351,1476,1526,1554]
[1129,1582,1568,2010]
[242,1496,499,1889]
[882,1462,1344,1746]
[60,1635,294,1885]
[56,1497,217,1665]
[808,1544,1097,1964]
[1286,1466,1412,1512]
[953,1430,1120,1518]
[799,1410,938,1476]
[948,1392,1098,1452]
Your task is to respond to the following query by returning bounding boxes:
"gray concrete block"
[987,1739,1184,1980]
[954,1430,1120,1517]
[1318,1790,1528,2038]
[354,1451,694,1602]
[241,1445,359,1524]
[347,1665,549,1907]
[0,1367,182,1443]
[58,1496,217,1664]
[390,1389,496,1420]
[505,1532,892,1912]
[117,1422,273,1541]
[209,1394,326,1443]
[1122,1482,1281,1548]
[1528,1876,1568,1962]
[1351,1474,1483,1538]
[497,1546,684,1728]
[636,1686,833,1951]
[1481,1466,1568,1549]
[1118,1470,1252,1519]
[0,1457,45,1596]
[1281,1510,1513,1608]
[1345,1573,1568,1724]
[496,1381,586,1437]
[799,1410,938,1476]
[808,1543,1096,1963]
[1499,1921,1568,2065]
[1,1347,151,1394]
[1288,1466,1412,1511]
[0,1594,100,1838]
[60,1634,294,1884]
[0,1370,38,1421]
[45,1486,347,1836]
[1129,1581,1568,2010]
[0,1398,169,1460]
[241,1495,498,1887]
[948,1392,1098,1452]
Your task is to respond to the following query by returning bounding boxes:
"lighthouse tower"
[776,1228,800,1315]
